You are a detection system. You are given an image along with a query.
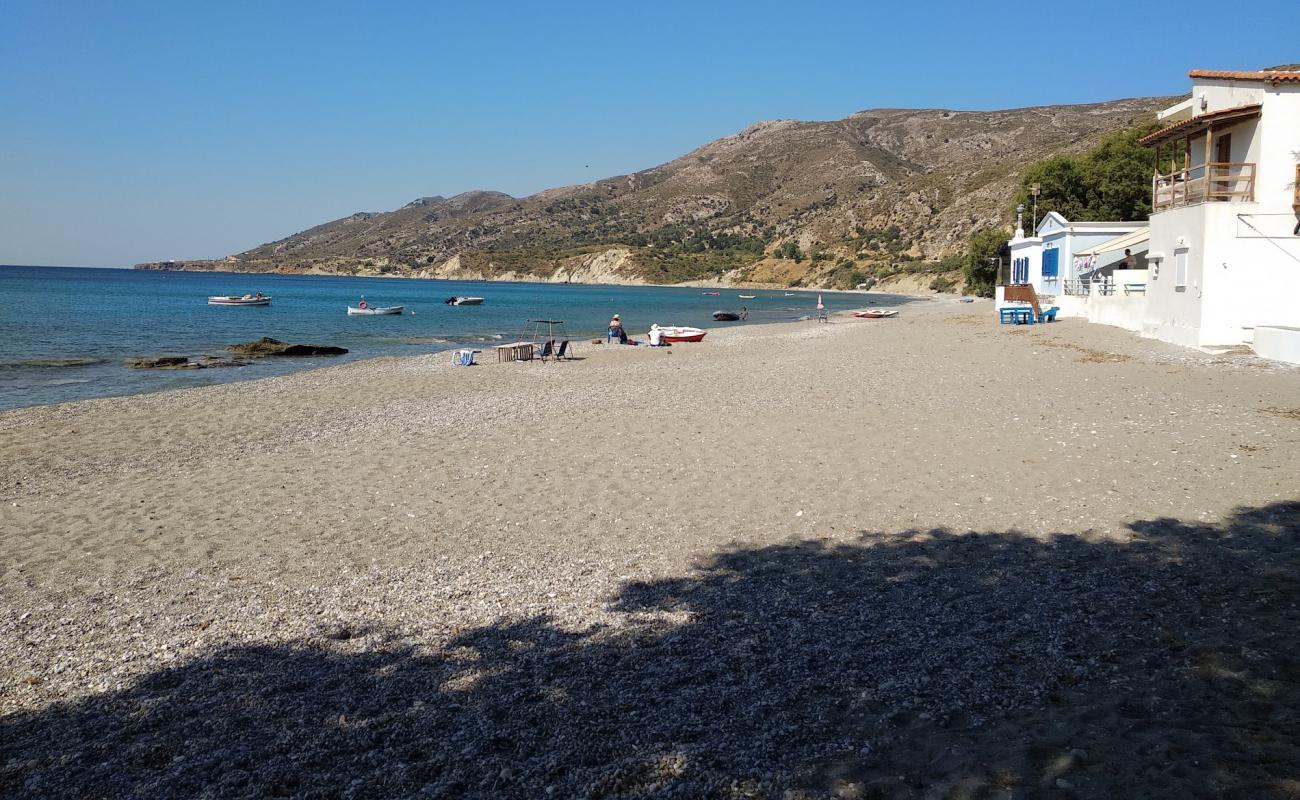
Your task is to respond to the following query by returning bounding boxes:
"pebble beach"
[3,298,1299,799]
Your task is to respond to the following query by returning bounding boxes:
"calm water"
[0,266,901,410]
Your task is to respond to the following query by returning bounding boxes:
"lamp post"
[1029,184,1040,231]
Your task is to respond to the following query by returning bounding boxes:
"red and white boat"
[208,294,271,306]
[852,309,897,319]
[657,326,707,343]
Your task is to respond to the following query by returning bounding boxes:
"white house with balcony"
[1139,67,1300,359]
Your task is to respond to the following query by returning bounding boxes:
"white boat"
[209,294,270,306]
[738,294,756,299]
[656,326,707,343]
[347,305,404,316]
[445,296,485,305]
[852,308,898,319]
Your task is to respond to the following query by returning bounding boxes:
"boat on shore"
[347,305,404,316]
[445,296,485,305]
[853,309,898,319]
[658,326,707,343]
[208,294,270,306]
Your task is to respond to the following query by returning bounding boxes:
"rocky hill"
[137,97,1170,290]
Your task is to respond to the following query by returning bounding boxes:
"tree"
[1014,123,1162,224]
[962,227,1008,297]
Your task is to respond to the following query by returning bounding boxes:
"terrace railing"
[1153,162,1255,211]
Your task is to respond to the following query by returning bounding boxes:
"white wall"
[1145,204,1207,347]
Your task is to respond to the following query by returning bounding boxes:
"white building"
[1002,211,1143,303]
[1139,67,1300,354]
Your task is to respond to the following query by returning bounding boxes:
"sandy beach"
[3,299,1299,798]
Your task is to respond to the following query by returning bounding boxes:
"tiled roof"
[1138,104,1262,146]
[1189,69,1300,83]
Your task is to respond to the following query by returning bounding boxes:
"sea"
[0,265,903,411]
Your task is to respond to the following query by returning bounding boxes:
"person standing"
[1124,249,1137,270]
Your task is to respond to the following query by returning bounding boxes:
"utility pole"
[1030,184,1041,231]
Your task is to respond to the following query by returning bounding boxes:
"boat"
[737,294,756,299]
[702,291,720,296]
[657,326,707,343]
[784,292,797,296]
[208,294,270,306]
[347,305,404,316]
[445,296,485,305]
[713,311,741,321]
[852,309,898,319]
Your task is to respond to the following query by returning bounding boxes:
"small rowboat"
[445,296,485,305]
[347,305,404,316]
[737,294,756,299]
[658,326,707,343]
[209,294,270,306]
[852,309,898,319]
[713,311,740,321]
[702,291,720,296]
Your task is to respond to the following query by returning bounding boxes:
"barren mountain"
[139,97,1170,289]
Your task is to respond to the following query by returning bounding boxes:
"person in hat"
[608,313,627,344]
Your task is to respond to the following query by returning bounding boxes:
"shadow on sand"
[3,503,1298,799]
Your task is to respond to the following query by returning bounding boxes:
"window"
[1174,249,1188,287]
[1042,248,1059,278]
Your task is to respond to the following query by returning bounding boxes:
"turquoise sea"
[0,265,902,411]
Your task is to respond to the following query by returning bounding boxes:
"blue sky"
[3,0,1297,267]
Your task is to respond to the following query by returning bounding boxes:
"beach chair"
[536,340,555,362]
[554,340,571,360]
[1037,306,1059,323]
[451,348,480,366]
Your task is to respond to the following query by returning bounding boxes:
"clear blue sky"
[3,0,1296,267]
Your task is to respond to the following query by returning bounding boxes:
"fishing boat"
[738,294,756,299]
[702,291,720,296]
[713,311,740,321]
[208,294,270,306]
[852,309,898,319]
[347,305,404,316]
[658,326,707,343]
[445,296,485,305]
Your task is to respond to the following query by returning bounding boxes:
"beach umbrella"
[817,294,824,310]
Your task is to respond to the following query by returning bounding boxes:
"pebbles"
[3,306,1300,797]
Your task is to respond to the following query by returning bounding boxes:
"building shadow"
[3,503,1298,799]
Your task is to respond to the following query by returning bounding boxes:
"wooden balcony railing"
[1152,162,1255,211]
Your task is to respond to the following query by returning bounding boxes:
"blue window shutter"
[1043,249,1059,278]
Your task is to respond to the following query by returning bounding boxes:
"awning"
[1073,228,1149,274]
[1139,104,1261,146]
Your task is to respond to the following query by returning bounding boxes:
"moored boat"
[738,294,756,299]
[445,296,485,305]
[208,294,270,306]
[702,291,720,296]
[657,326,707,343]
[852,309,898,319]
[347,305,404,316]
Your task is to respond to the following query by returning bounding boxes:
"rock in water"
[125,356,190,369]
[225,338,348,357]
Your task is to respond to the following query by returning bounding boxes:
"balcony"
[1153,162,1255,211]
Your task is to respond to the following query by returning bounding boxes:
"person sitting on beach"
[648,323,662,346]
[609,314,628,344]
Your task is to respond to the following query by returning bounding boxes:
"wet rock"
[225,338,348,357]
[125,355,249,370]
[125,356,190,369]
